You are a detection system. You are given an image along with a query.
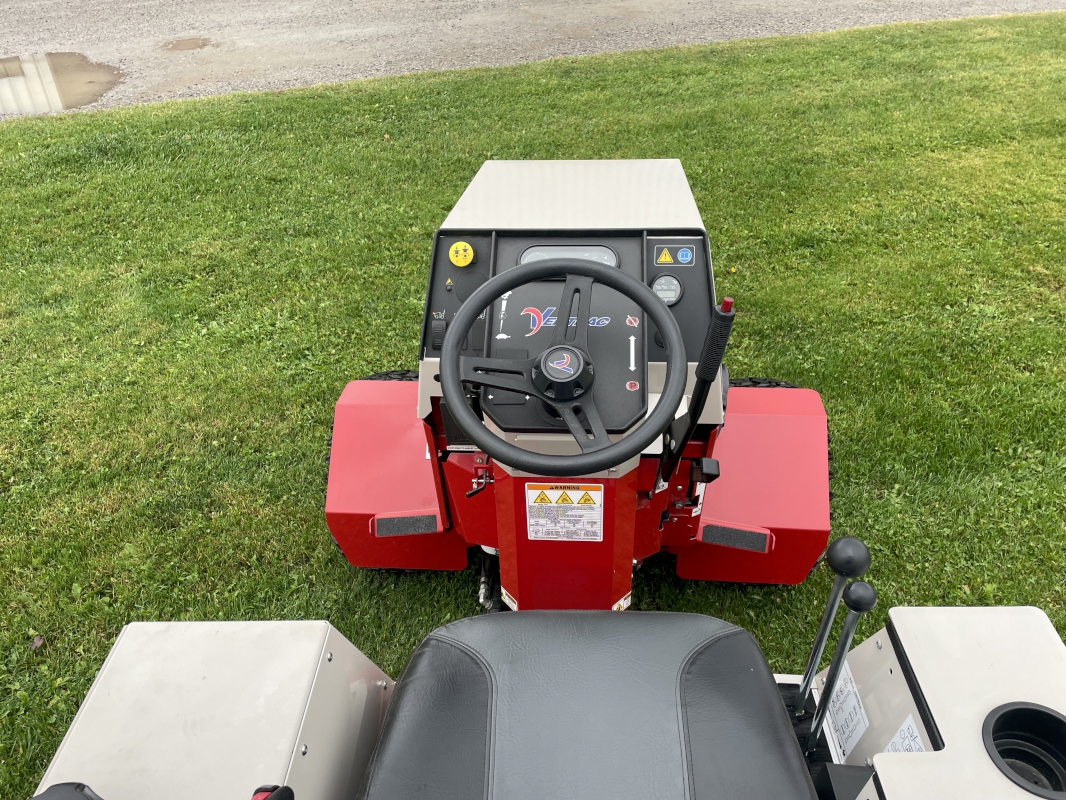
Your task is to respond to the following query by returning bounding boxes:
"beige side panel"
[284,624,394,800]
[38,621,327,800]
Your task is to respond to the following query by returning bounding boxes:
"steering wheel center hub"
[542,346,584,382]
[533,344,593,402]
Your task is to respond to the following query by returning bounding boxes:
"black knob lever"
[656,298,735,491]
[794,537,870,716]
[695,297,735,382]
[805,580,878,756]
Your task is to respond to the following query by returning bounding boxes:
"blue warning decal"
[677,247,694,264]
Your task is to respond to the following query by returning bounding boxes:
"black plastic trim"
[872,771,889,800]
[983,702,1066,799]
[886,618,945,751]
[419,229,442,358]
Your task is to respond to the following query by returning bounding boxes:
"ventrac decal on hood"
[520,306,610,337]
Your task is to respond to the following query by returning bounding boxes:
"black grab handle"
[655,297,736,489]
[695,297,735,382]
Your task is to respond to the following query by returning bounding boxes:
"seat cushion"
[360,611,816,800]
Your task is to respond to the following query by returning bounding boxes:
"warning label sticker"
[526,483,603,541]
[654,246,674,264]
[884,714,926,754]
[820,660,870,762]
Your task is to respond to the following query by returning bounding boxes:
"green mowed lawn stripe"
[3,13,1066,793]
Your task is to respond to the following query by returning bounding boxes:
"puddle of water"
[0,52,122,116]
[163,37,212,52]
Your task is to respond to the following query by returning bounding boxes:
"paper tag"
[526,483,603,541]
[821,660,870,761]
[690,482,706,517]
[884,714,926,754]
[500,586,518,611]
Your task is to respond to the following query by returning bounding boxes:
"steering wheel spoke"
[553,394,612,454]
[461,356,539,398]
[550,275,594,352]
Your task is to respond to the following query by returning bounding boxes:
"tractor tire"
[727,376,799,389]
[361,369,419,381]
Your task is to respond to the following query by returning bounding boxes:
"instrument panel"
[421,231,715,434]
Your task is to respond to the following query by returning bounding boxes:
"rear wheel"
[362,369,419,381]
[727,376,799,389]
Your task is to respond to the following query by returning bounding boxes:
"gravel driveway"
[2,0,1065,115]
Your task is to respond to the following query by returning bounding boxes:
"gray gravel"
[2,0,1065,115]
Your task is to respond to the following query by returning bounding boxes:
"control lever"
[656,297,735,489]
[466,464,494,498]
[694,296,735,383]
[794,537,871,715]
[805,580,878,756]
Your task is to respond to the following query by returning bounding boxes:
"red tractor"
[325,158,831,610]
[33,161,1066,800]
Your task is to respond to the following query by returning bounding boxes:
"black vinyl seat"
[359,611,816,800]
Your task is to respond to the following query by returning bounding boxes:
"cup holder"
[984,703,1066,798]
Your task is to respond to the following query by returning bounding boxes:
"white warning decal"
[821,660,870,762]
[526,483,603,541]
[884,714,926,754]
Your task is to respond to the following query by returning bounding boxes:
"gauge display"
[652,274,683,306]
[520,245,618,267]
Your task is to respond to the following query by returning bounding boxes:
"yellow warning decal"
[526,483,604,542]
[449,241,475,267]
[656,248,674,264]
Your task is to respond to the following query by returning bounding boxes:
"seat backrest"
[360,610,817,800]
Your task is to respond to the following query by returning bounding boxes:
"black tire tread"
[728,376,800,389]
[361,369,420,381]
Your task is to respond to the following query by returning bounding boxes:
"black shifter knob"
[794,536,872,716]
[826,537,871,579]
[804,578,878,755]
[843,580,878,613]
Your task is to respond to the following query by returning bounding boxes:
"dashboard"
[421,231,715,435]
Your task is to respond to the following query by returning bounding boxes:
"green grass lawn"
[3,12,1066,795]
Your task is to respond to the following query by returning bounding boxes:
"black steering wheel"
[439,258,688,476]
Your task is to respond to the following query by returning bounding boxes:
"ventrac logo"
[520,307,611,337]
[549,353,574,374]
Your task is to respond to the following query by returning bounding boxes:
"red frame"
[326,380,830,608]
